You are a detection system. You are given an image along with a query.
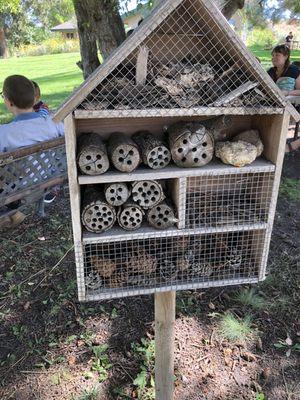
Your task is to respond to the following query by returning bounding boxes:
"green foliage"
[90,344,111,382]
[246,27,276,48]
[274,336,300,357]
[279,178,300,202]
[234,288,266,310]
[75,386,101,400]
[256,394,265,400]
[217,313,253,342]
[17,36,79,57]
[132,337,155,399]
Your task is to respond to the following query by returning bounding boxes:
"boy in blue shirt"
[0,75,63,153]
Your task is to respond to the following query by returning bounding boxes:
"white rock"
[232,129,264,156]
[215,140,258,167]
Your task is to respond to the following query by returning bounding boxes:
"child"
[0,75,63,153]
[32,80,50,117]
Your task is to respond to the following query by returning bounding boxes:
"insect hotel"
[54,0,299,396]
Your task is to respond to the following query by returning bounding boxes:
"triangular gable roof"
[51,20,77,32]
[54,0,292,123]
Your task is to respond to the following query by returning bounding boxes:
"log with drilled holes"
[108,132,141,172]
[117,199,144,230]
[104,182,131,206]
[147,202,178,229]
[77,133,110,175]
[168,121,214,167]
[81,187,116,233]
[132,180,165,209]
[132,131,171,169]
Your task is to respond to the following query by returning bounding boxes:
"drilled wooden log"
[104,182,131,206]
[108,132,141,173]
[77,133,109,175]
[132,131,171,169]
[168,121,214,168]
[81,187,116,233]
[132,180,165,209]
[147,202,178,229]
[117,199,144,230]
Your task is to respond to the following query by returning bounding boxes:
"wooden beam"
[155,291,176,400]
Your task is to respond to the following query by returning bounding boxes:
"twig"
[282,366,291,400]
[33,245,74,292]
[115,362,134,380]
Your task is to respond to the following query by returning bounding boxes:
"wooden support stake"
[155,291,176,400]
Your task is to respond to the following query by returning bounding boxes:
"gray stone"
[232,129,264,156]
[215,140,258,167]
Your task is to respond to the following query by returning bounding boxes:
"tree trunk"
[73,0,125,79]
[214,0,245,19]
[0,24,8,58]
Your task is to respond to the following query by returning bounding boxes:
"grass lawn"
[0,52,83,124]
[0,47,300,124]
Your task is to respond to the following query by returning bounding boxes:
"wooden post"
[155,291,176,400]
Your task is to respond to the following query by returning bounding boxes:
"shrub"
[246,27,276,48]
[17,36,79,57]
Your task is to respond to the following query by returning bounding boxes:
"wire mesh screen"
[186,172,274,228]
[77,230,266,300]
[77,0,282,114]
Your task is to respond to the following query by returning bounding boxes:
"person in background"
[0,75,63,153]
[285,31,294,48]
[267,44,300,97]
[32,80,50,117]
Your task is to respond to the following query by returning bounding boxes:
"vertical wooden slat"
[155,291,176,400]
[64,114,86,301]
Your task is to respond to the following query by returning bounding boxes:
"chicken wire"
[77,0,283,115]
[186,172,274,228]
[75,229,266,301]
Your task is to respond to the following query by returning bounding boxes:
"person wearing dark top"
[267,44,300,96]
[285,32,293,48]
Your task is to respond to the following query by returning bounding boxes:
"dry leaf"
[285,336,293,346]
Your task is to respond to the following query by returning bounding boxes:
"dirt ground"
[0,151,299,400]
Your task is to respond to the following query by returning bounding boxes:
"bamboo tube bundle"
[132,131,171,169]
[117,200,144,230]
[104,182,131,206]
[82,187,116,233]
[90,255,116,278]
[77,133,110,175]
[108,132,141,173]
[132,180,165,209]
[167,121,214,167]
[147,202,178,229]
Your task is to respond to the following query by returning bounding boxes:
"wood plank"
[136,46,149,86]
[74,107,284,119]
[78,159,275,185]
[82,222,268,244]
[85,276,260,301]
[257,110,290,280]
[64,114,86,301]
[212,82,258,107]
[171,178,186,229]
[155,291,176,400]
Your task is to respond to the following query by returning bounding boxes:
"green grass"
[217,313,253,342]
[234,287,267,310]
[0,52,83,124]
[279,177,300,202]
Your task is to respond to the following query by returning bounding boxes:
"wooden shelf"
[74,107,284,119]
[78,158,275,185]
[85,276,260,301]
[82,222,268,244]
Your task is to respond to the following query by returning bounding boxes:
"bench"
[0,137,67,224]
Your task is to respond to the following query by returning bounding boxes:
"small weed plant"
[132,337,155,399]
[279,178,300,201]
[217,313,253,342]
[90,344,111,382]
